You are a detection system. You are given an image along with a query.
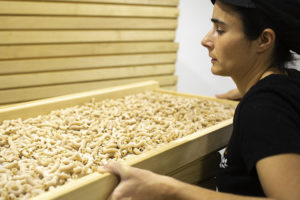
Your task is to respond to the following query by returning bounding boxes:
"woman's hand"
[99,161,284,200]
[216,88,242,101]
[99,162,178,200]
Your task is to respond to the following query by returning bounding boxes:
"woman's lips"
[211,58,217,64]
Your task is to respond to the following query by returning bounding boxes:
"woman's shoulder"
[256,68,300,89]
[237,69,300,117]
[286,68,300,80]
[243,68,300,104]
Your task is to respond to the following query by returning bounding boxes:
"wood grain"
[0,42,178,60]
[0,30,175,45]
[0,1,178,17]
[0,65,175,89]
[0,75,177,104]
[19,0,179,6]
[0,54,176,74]
[0,16,177,30]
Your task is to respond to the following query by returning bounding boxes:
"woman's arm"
[99,161,279,200]
[176,153,300,200]
[256,153,300,200]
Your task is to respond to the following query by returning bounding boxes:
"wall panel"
[0,64,175,89]
[0,16,177,30]
[0,42,178,60]
[0,1,178,17]
[0,0,178,105]
[0,54,176,74]
[0,75,177,104]
[0,30,175,44]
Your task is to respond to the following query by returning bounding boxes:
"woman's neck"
[232,65,285,96]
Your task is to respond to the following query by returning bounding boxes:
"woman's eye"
[216,28,224,34]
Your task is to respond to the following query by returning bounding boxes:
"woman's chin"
[211,65,225,76]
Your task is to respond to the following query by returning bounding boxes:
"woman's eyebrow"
[211,18,226,25]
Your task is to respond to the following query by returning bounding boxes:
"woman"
[100,0,300,199]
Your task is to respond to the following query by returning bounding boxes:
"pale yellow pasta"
[0,135,8,145]
[0,91,235,199]
[0,173,7,187]
[133,148,142,155]
[8,193,17,200]
[56,172,70,180]
[73,166,83,174]
[31,188,44,196]
[21,149,29,157]
[134,141,145,148]
[70,152,82,162]
[3,161,18,170]
[43,176,58,190]
[5,181,23,196]
[106,143,118,149]
[120,149,128,157]
[102,148,118,155]
[58,164,74,173]
[102,133,112,141]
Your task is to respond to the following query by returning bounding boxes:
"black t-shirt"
[216,69,300,197]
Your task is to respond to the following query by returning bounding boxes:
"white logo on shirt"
[219,148,228,169]
[220,156,228,169]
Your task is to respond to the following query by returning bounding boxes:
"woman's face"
[201,1,257,77]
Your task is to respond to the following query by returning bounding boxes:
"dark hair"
[231,6,294,70]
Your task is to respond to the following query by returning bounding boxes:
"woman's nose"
[201,31,214,50]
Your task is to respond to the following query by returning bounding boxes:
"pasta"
[0,91,235,199]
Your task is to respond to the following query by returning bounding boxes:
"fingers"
[215,92,230,99]
[215,88,242,100]
[215,93,227,99]
[99,162,130,200]
[99,161,129,179]
[108,193,132,200]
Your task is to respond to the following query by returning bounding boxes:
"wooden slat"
[0,1,178,17]
[0,75,177,104]
[168,152,220,184]
[127,119,233,176]
[161,85,177,91]
[18,0,179,6]
[0,30,175,45]
[0,53,176,74]
[0,42,178,60]
[0,64,175,89]
[0,81,160,121]
[155,89,239,106]
[0,16,177,30]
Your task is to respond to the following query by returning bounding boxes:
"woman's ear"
[257,28,276,53]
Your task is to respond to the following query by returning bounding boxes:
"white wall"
[175,0,299,96]
[175,0,235,97]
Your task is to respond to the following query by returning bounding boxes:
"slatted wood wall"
[0,0,179,105]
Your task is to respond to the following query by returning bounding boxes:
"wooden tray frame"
[0,81,237,200]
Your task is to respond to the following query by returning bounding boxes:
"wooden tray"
[0,81,237,200]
